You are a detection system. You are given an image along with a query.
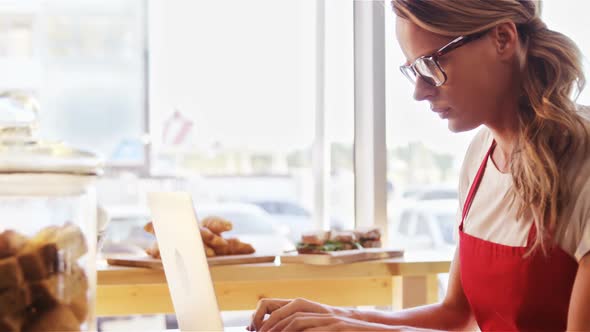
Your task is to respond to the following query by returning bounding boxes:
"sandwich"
[354,227,382,248]
[296,227,382,254]
[296,230,362,254]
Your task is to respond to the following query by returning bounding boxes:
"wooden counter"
[97,251,452,316]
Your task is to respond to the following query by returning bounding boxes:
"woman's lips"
[431,107,451,119]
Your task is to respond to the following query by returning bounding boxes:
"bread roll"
[0,230,28,259]
[0,313,24,332]
[68,291,88,323]
[330,231,356,243]
[29,267,88,310]
[360,240,382,248]
[301,231,331,246]
[0,286,31,316]
[0,256,24,290]
[30,224,88,262]
[354,227,381,241]
[17,243,59,282]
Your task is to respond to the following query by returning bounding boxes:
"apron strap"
[460,139,541,248]
[460,140,496,231]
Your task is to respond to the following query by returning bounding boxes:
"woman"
[247,0,590,331]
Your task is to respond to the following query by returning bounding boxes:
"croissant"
[199,226,215,243]
[202,231,227,249]
[143,219,254,258]
[204,245,216,257]
[227,238,255,255]
[144,222,155,235]
[201,216,233,234]
[145,242,161,259]
[212,241,230,255]
[208,236,255,256]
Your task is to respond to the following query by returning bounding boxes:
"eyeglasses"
[400,30,489,87]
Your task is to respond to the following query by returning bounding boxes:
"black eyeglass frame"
[400,30,489,87]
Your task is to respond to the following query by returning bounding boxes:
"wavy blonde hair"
[392,0,589,254]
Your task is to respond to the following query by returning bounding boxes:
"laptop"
[147,192,247,332]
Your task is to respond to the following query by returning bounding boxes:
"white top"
[457,109,590,262]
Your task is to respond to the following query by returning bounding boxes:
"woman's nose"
[413,77,437,101]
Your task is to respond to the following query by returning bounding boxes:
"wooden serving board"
[280,248,404,265]
[106,253,276,269]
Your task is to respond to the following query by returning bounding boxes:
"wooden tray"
[280,248,404,265]
[106,253,276,269]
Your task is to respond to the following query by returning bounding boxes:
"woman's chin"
[447,119,478,133]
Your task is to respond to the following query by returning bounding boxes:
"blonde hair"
[392,0,589,254]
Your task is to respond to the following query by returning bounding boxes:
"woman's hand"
[255,311,398,332]
[248,298,354,332]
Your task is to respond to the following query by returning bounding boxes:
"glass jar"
[0,92,102,332]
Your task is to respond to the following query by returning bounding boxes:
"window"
[542,1,590,104]
[196,209,275,236]
[147,0,356,244]
[0,13,34,58]
[384,2,474,252]
[0,3,38,91]
[39,0,147,168]
[324,0,355,231]
[0,1,147,169]
[397,215,411,235]
[438,213,456,245]
[415,214,431,237]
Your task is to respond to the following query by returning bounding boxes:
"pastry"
[201,216,232,234]
[29,267,88,310]
[145,242,161,259]
[143,218,256,258]
[204,245,216,257]
[199,226,215,243]
[17,243,59,282]
[0,230,28,259]
[202,232,227,250]
[0,286,31,316]
[68,291,88,323]
[0,256,24,290]
[227,238,255,255]
[26,224,88,262]
[23,305,80,332]
[0,313,24,332]
[144,221,155,235]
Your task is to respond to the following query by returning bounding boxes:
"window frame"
[144,0,388,234]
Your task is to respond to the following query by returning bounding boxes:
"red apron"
[459,141,578,331]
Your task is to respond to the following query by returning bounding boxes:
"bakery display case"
[0,92,102,331]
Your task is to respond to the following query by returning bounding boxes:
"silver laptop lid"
[147,192,224,332]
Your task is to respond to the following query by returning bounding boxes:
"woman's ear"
[491,22,519,60]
